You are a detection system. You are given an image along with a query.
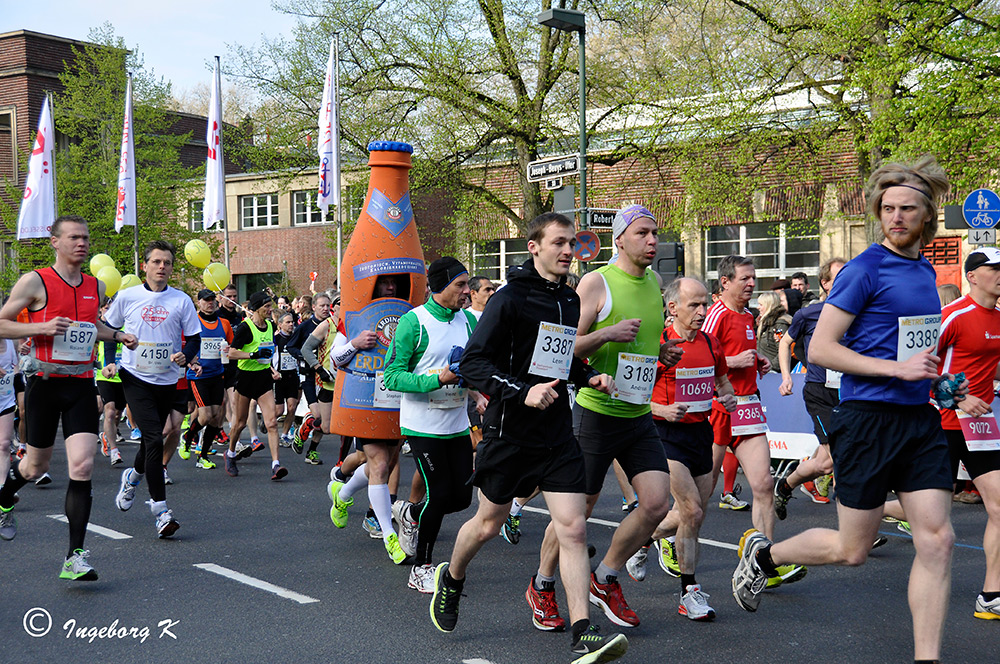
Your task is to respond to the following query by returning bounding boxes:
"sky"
[5,1,302,95]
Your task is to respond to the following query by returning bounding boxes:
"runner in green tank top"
[535,205,682,629]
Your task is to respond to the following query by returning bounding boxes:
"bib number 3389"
[897,315,941,363]
[530,322,576,381]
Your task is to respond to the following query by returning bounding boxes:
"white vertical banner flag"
[115,74,136,233]
[202,59,225,231]
[317,37,340,214]
[16,97,56,239]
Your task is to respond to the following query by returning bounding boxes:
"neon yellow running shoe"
[384,533,407,564]
[327,480,352,528]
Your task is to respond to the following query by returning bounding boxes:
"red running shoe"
[525,576,566,631]
[799,481,830,504]
[589,573,639,627]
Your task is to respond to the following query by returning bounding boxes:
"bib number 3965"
[897,315,941,363]
[51,321,97,362]
[530,322,576,381]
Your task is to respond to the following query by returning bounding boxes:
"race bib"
[897,315,940,363]
[825,369,842,390]
[135,341,173,373]
[200,337,222,360]
[530,322,576,380]
[427,368,467,409]
[257,341,275,367]
[51,321,97,362]
[674,366,714,412]
[280,352,297,371]
[731,394,767,436]
[612,353,657,405]
[373,370,401,409]
[0,372,14,400]
[957,411,1000,451]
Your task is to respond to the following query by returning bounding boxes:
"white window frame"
[292,190,325,225]
[704,221,820,298]
[239,193,279,229]
[188,200,205,232]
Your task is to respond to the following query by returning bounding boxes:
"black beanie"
[248,291,272,311]
[427,257,468,293]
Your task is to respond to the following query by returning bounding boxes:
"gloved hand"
[251,347,274,360]
[316,366,335,384]
[448,346,466,387]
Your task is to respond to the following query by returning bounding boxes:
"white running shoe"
[407,563,436,593]
[392,499,419,557]
[679,584,715,621]
[115,469,139,511]
[152,504,180,538]
[626,546,648,582]
[60,548,98,580]
[110,448,123,466]
[163,468,173,485]
[719,492,749,510]
[975,593,1000,620]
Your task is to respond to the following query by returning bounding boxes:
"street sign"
[588,208,617,229]
[963,188,1000,229]
[545,177,563,191]
[527,154,580,183]
[574,230,601,262]
[969,228,995,246]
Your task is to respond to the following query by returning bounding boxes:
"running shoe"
[195,458,216,470]
[216,430,230,446]
[384,532,407,564]
[957,490,983,504]
[100,432,109,457]
[328,480,352,528]
[589,573,639,627]
[16,444,26,459]
[234,442,253,460]
[570,625,628,664]
[250,436,264,453]
[408,563,436,594]
[500,513,521,545]
[799,481,830,504]
[655,538,680,578]
[225,453,238,477]
[279,433,293,448]
[623,500,638,514]
[292,415,313,455]
[153,506,180,538]
[526,576,566,631]
[163,468,173,486]
[35,472,52,486]
[0,505,16,541]
[814,473,833,497]
[767,563,807,589]
[305,450,323,465]
[719,492,749,510]
[130,427,142,440]
[732,528,771,612]
[181,414,190,431]
[60,548,98,581]
[392,500,419,557]
[177,437,191,460]
[679,584,715,621]
[362,515,383,538]
[897,520,912,536]
[110,448,123,466]
[115,468,138,511]
[116,431,125,444]
[772,461,798,520]
[626,546,648,582]
[271,465,288,481]
[975,593,1000,620]
[430,562,462,633]
[871,536,888,550]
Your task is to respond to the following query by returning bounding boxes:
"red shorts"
[709,407,765,450]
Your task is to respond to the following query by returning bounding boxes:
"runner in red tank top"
[0,215,137,581]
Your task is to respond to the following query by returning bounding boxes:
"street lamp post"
[537,8,587,230]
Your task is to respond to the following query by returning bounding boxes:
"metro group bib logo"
[141,305,169,328]
[375,315,399,346]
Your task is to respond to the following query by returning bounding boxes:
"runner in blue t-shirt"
[733,156,963,664]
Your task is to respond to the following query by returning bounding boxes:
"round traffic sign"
[574,231,601,262]
[963,188,1000,229]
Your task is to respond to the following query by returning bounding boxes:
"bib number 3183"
[530,322,576,381]
[612,353,657,405]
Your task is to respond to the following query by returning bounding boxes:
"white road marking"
[463,659,498,664]
[521,505,738,550]
[193,563,320,604]
[47,515,132,540]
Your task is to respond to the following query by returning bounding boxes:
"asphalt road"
[2,433,994,663]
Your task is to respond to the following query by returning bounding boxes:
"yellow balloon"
[97,265,122,298]
[90,253,114,275]
[185,239,212,269]
[203,263,231,292]
[120,273,142,290]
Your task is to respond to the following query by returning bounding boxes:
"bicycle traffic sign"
[963,188,1000,229]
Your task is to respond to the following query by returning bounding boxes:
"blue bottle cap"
[367,141,413,153]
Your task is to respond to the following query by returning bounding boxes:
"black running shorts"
[273,371,301,402]
[573,405,669,495]
[803,382,839,446]
[191,375,226,408]
[656,419,713,478]
[472,436,586,505]
[97,380,126,408]
[317,387,333,404]
[236,369,274,401]
[946,428,1000,480]
[828,401,951,510]
[25,375,98,448]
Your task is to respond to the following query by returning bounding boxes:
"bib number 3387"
[530,322,576,381]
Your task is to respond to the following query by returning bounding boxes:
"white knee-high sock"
[368,483,396,538]
[339,463,368,501]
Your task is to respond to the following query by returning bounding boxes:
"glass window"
[188,200,204,232]
[293,190,325,225]
[240,194,278,229]
[704,221,820,300]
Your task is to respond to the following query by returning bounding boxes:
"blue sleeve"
[826,256,874,316]
[787,308,807,340]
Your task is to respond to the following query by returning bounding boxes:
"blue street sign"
[963,188,1000,229]
[574,230,601,262]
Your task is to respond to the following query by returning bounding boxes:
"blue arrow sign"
[963,188,1000,229]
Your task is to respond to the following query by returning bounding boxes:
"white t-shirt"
[469,308,484,321]
[105,285,201,386]
[0,339,18,412]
